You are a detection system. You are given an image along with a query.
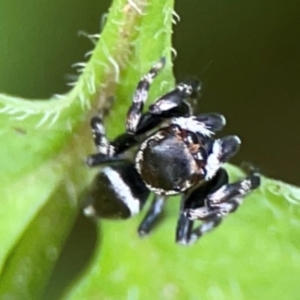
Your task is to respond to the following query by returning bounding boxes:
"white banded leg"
[185,172,260,245]
[90,116,112,155]
[126,57,166,134]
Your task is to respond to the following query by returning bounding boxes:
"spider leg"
[194,112,226,133]
[176,195,194,245]
[87,116,139,166]
[187,79,202,114]
[204,135,241,180]
[134,96,202,135]
[183,169,260,245]
[90,116,110,155]
[149,79,201,116]
[126,59,200,134]
[176,168,228,244]
[128,79,202,135]
[217,135,242,163]
[134,112,164,135]
[206,171,260,206]
[138,194,167,236]
[187,214,223,245]
[126,57,166,134]
[86,153,128,167]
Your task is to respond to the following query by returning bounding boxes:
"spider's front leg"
[126,57,166,134]
[149,78,201,117]
[126,58,202,134]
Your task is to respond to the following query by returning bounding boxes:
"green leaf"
[0,0,174,298]
[63,166,300,300]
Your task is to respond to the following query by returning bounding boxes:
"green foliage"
[62,166,300,300]
[0,0,299,299]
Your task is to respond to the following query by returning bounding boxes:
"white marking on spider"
[154,58,166,70]
[200,221,215,233]
[177,83,192,94]
[171,117,214,137]
[218,114,227,127]
[143,73,155,84]
[97,142,109,155]
[127,112,141,133]
[93,122,105,135]
[144,182,192,196]
[133,89,148,104]
[207,185,228,204]
[205,139,222,180]
[188,207,210,220]
[219,202,236,215]
[240,179,252,192]
[102,167,141,215]
[152,99,177,113]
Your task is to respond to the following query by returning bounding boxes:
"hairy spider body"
[85,58,260,245]
[136,126,202,195]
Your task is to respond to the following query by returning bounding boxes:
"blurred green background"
[1,1,300,299]
[1,0,299,184]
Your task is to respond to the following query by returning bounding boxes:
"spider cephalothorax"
[85,58,260,245]
[136,125,202,195]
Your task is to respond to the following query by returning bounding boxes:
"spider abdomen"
[85,163,150,219]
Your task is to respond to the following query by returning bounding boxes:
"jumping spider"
[85,58,260,245]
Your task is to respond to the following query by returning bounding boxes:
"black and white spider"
[84,58,260,245]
